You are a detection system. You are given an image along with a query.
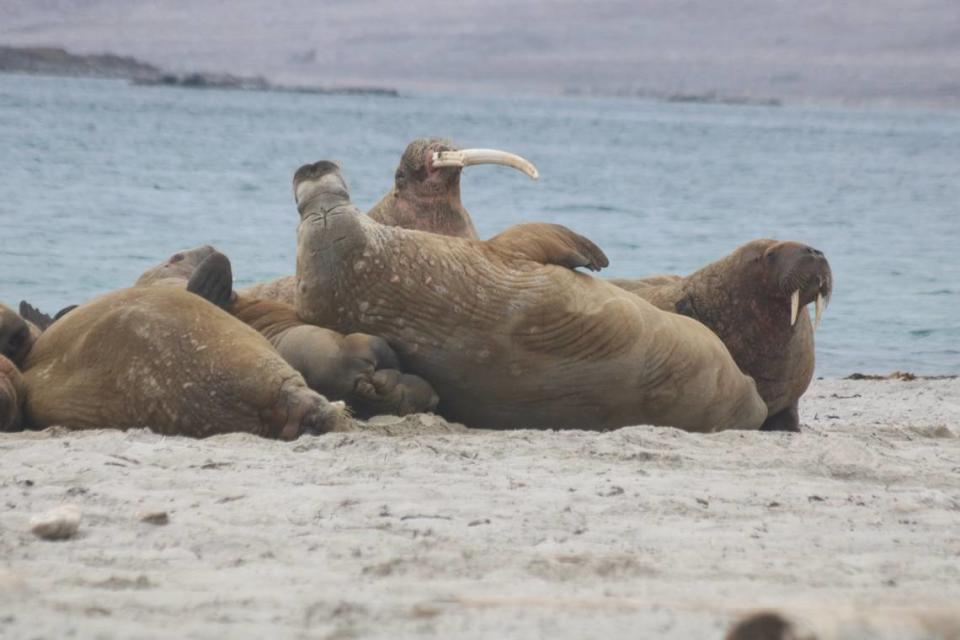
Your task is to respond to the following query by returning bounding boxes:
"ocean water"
[1,74,958,376]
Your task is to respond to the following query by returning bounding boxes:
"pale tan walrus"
[20,281,350,439]
[291,160,767,432]
[135,245,439,418]
[241,138,539,304]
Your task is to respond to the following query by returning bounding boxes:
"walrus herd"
[0,137,831,438]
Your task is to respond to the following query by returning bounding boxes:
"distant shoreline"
[0,45,400,97]
[4,44,958,112]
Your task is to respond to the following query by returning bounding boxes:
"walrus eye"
[170,253,185,263]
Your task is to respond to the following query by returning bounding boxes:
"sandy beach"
[1,377,958,639]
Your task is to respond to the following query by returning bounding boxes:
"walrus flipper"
[489,223,610,272]
[54,305,78,321]
[186,251,235,310]
[349,369,439,419]
[18,301,55,331]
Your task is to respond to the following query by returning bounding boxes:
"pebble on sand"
[137,510,170,525]
[29,504,82,540]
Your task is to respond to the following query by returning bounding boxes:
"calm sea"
[1,74,958,376]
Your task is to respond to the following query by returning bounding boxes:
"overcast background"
[2,0,959,107]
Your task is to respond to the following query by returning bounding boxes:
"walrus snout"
[397,137,540,189]
[765,242,833,329]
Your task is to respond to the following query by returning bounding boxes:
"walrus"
[20,278,350,439]
[725,611,816,640]
[0,302,39,367]
[136,245,439,418]
[609,239,833,432]
[291,160,767,432]
[240,138,539,304]
[367,137,539,237]
[0,354,24,431]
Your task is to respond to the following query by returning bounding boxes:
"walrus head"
[396,138,539,195]
[0,304,34,366]
[293,160,351,214]
[732,239,833,329]
[368,138,539,238]
[761,240,833,329]
[135,245,219,287]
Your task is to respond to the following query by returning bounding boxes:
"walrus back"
[21,287,319,437]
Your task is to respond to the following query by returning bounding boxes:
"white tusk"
[815,293,824,330]
[432,148,539,180]
[790,290,800,327]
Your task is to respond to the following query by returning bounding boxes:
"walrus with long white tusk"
[240,138,539,304]
[367,137,538,238]
[609,239,833,432]
[292,160,767,432]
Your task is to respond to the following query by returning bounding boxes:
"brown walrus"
[136,245,439,418]
[367,137,539,238]
[240,138,539,304]
[20,280,350,439]
[291,160,767,432]
[0,302,38,367]
[609,239,833,431]
[337,158,831,433]
[0,354,24,431]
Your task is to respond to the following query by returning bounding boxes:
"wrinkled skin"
[0,354,24,431]
[140,246,439,418]
[609,239,833,431]
[292,161,767,432]
[241,137,512,303]
[22,286,350,439]
[367,137,478,239]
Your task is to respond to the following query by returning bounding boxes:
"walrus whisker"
[432,148,540,180]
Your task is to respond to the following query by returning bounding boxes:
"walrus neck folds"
[391,184,477,238]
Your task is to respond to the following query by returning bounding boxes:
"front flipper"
[186,251,235,310]
[349,369,439,419]
[760,404,800,432]
[488,223,609,272]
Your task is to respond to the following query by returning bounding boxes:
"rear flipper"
[17,301,78,332]
[18,301,55,331]
[760,403,800,432]
[488,222,609,272]
[186,251,235,310]
[348,369,439,419]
